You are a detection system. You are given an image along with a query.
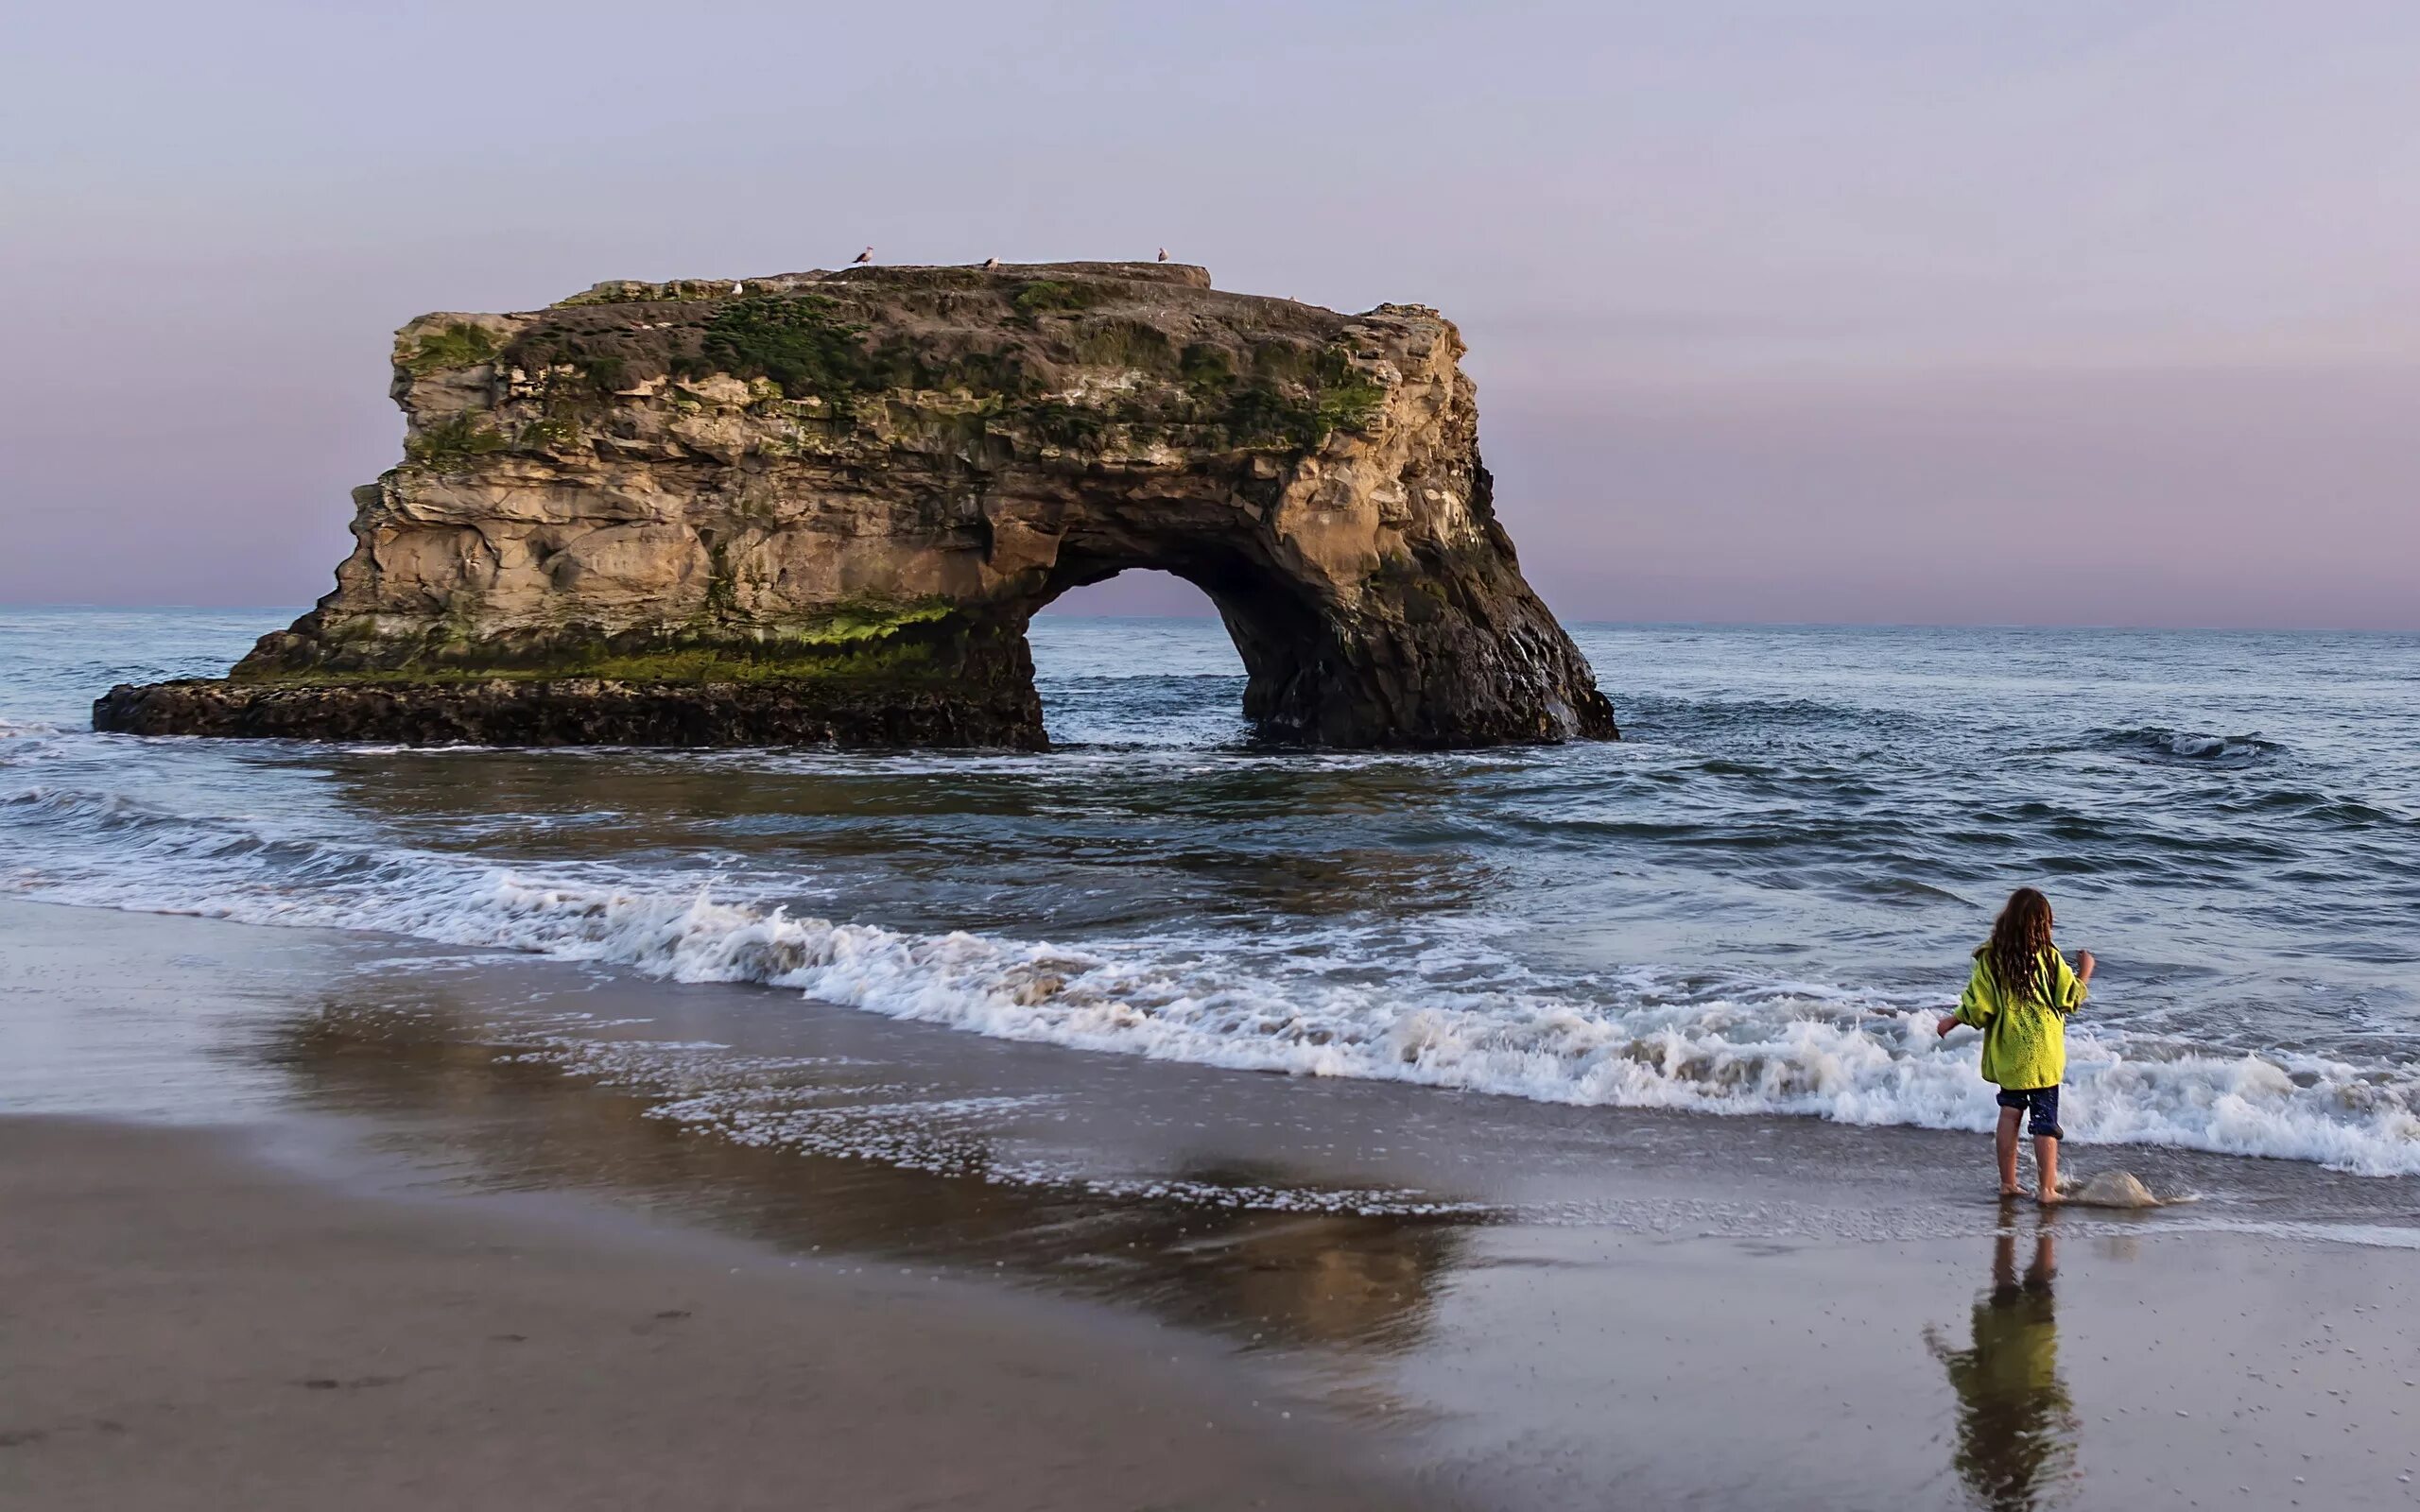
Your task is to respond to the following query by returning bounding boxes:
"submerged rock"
[95,262,1616,749]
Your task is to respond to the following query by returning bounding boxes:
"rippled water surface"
[4,610,2416,1174]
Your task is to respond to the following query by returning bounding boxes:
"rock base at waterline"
[91,677,1045,749]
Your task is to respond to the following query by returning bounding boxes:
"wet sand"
[0,1115,1443,1512]
[8,899,2420,1510]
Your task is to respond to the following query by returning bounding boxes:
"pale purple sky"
[5,1,2415,627]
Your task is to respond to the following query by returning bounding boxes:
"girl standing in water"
[1938,887,2096,1202]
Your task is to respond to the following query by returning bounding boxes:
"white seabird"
[852,247,873,265]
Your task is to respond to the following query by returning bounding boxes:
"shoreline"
[8,898,2420,1507]
[0,1112,1448,1512]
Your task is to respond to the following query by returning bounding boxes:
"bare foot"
[2036,1192,2065,1207]
[1997,1187,2022,1200]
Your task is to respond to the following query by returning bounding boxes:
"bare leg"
[1995,1108,2022,1196]
[2035,1134,2063,1203]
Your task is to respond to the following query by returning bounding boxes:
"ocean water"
[3,609,2417,1176]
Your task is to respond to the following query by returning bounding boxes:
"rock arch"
[95,262,1616,749]
[999,462,1609,747]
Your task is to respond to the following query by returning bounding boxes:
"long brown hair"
[1976,887,2058,1005]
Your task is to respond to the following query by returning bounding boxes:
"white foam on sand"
[486,1033,1490,1213]
[7,782,2419,1177]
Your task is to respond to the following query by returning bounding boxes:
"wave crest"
[2091,725,2284,765]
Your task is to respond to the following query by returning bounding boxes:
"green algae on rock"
[95,261,1616,749]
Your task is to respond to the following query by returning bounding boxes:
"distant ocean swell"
[8,780,2416,1177]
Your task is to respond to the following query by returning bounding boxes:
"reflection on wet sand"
[1927,1226,2080,1511]
[263,988,1470,1356]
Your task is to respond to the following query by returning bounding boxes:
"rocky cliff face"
[95,261,1616,748]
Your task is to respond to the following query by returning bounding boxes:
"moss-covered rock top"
[396,262,1418,455]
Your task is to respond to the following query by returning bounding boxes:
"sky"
[4,1,2414,628]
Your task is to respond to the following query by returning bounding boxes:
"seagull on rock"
[852,247,873,265]
[1156,247,1169,262]
[982,257,999,270]
[731,282,744,294]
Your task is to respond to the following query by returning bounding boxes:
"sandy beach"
[0,1112,1448,1512]
[6,898,2419,1509]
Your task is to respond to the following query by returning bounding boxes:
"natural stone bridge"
[95,262,1616,748]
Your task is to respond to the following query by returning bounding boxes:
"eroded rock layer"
[95,261,1616,748]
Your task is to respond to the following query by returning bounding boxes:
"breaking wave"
[7,782,2417,1177]
[2092,725,2285,766]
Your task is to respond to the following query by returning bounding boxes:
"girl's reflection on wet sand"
[1928,1226,2080,1511]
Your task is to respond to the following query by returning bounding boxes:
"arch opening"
[1016,527,1341,746]
[1028,569,1252,748]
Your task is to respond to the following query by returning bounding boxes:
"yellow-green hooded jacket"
[1951,948,2084,1091]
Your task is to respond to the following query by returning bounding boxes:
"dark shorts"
[1996,1085,2064,1139]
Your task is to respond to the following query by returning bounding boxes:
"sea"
[3,609,2417,1182]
